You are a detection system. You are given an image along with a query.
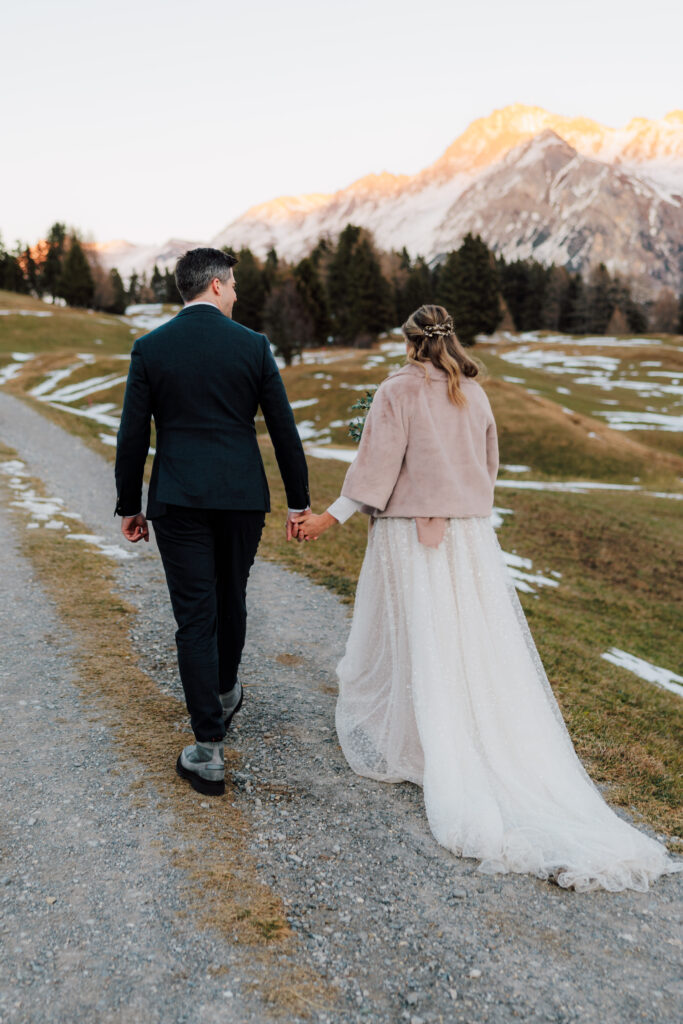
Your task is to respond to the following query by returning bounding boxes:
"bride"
[294,304,679,892]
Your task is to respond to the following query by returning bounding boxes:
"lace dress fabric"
[336,517,680,892]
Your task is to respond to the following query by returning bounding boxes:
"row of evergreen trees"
[3,222,682,350]
[227,227,683,359]
[0,224,182,315]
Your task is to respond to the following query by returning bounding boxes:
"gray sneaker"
[176,740,225,796]
[220,679,243,728]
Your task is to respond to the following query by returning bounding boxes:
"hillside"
[1,292,681,837]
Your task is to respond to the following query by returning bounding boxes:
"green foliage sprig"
[348,388,377,443]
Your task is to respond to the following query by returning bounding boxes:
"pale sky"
[2,0,680,247]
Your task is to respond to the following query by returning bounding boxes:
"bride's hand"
[293,510,337,541]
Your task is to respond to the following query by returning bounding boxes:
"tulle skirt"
[335,517,680,892]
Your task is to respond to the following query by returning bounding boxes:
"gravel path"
[0,391,681,1024]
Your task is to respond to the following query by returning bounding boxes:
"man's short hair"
[175,247,238,302]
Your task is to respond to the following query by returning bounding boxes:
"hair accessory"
[422,318,453,339]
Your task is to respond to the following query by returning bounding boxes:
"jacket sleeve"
[341,381,409,511]
[258,337,310,509]
[114,341,152,516]
[486,418,499,487]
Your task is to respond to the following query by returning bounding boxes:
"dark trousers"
[152,506,265,742]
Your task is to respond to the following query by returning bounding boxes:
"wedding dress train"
[336,517,679,892]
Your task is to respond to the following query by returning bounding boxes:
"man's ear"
[211,277,221,295]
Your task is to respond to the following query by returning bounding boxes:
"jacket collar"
[390,362,448,381]
[176,303,227,319]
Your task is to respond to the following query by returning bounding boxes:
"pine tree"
[107,269,127,314]
[293,256,330,344]
[22,246,39,294]
[520,262,547,330]
[0,237,27,293]
[232,248,266,331]
[150,264,165,302]
[263,277,315,365]
[164,269,182,304]
[56,236,94,307]
[402,257,434,321]
[347,236,394,343]
[393,253,434,324]
[128,272,141,305]
[41,222,66,300]
[586,264,614,334]
[326,224,361,340]
[263,248,279,292]
[436,234,499,345]
[326,225,394,343]
[498,258,528,331]
[540,266,571,331]
[563,274,589,334]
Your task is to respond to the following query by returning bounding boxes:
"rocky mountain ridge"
[96,105,683,299]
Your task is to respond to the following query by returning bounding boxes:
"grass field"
[1,291,681,839]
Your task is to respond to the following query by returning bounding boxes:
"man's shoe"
[176,740,225,796]
[220,679,243,729]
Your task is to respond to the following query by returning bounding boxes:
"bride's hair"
[402,305,480,406]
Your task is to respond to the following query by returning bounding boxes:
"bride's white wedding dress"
[336,516,679,892]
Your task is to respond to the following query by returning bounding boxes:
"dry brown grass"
[484,377,683,484]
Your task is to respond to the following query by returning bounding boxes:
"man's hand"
[293,510,337,541]
[121,513,149,543]
[286,508,310,542]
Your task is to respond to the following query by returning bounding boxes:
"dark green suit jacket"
[114,304,309,518]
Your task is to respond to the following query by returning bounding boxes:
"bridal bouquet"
[348,389,376,442]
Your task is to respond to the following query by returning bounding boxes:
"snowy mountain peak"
[98,105,682,299]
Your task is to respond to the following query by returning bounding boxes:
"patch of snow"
[490,505,514,530]
[10,490,66,520]
[300,351,347,365]
[0,362,25,386]
[42,373,128,404]
[290,398,319,409]
[496,480,641,494]
[380,341,407,357]
[306,445,357,464]
[502,550,560,595]
[123,303,177,332]
[66,534,137,560]
[601,648,683,699]
[596,410,683,432]
[0,309,53,317]
[296,421,330,442]
[501,464,530,473]
[48,401,122,430]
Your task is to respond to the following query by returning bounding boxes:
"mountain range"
[96,105,683,300]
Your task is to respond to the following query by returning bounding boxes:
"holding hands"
[291,509,337,542]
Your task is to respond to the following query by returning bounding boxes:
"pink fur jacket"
[341,363,498,543]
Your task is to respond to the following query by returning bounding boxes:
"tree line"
[226,227,683,361]
[0,223,182,315]
[2,222,682,354]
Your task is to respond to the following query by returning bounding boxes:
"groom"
[115,247,309,796]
